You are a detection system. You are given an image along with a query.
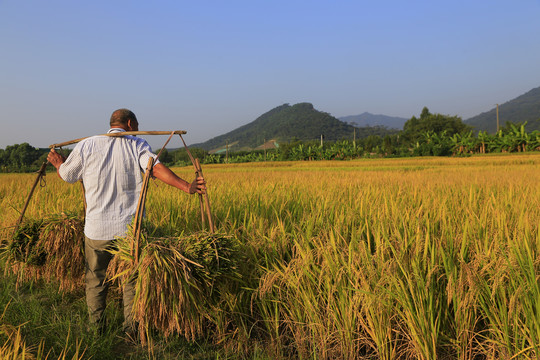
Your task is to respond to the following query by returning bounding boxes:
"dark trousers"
[85,236,136,331]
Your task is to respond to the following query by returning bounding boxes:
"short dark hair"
[110,109,138,127]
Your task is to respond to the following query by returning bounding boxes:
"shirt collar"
[108,128,126,134]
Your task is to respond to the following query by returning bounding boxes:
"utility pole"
[320,134,323,147]
[353,128,356,149]
[226,140,229,164]
[264,139,267,161]
[496,104,500,132]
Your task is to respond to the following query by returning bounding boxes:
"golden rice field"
[0,154,539,359]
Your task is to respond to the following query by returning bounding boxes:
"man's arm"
[152,163,206,194]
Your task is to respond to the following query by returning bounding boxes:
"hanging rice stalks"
[107,226,241,343]
[1,212,85,292]
[7,219,45,266]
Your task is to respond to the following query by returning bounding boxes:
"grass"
[0,154,539,359]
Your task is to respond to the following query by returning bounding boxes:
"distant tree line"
[2,107,540,172]
[0,143,49,173]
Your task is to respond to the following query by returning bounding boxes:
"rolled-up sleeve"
[137,141,159,171]
[58,146,83,183]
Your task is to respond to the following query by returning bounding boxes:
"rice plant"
[0,154,538,358]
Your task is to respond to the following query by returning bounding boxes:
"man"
[47,108,205,336]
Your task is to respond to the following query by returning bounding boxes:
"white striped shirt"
[59,129,159,240]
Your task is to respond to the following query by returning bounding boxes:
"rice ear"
[37,212,85,291]
[110,229,241,343]
[1,212,85,292]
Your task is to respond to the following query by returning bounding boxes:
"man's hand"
[47,149,66,170]
[189,176,206,195]
[152,164,206,194]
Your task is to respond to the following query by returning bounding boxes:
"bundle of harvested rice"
[107,228,241,342]
[1,212,85,291]
[8,219,45,266]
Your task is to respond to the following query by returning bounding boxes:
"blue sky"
[1,0,539,149]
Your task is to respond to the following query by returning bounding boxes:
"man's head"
[110,109,139,131]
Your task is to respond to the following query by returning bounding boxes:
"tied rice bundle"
[9,220,45,266]
[107,228,240,342]
[2,212,85,291]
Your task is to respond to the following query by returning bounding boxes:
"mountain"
[191,103,397,152]
[465,86,540,133]
[339,112,408,130]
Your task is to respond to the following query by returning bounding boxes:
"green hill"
[191,103,397,152]
[465,86,540,133]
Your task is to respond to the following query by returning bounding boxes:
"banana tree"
[509,122,529,152]
[476,131,492,154]
[290,144,307,160]
[528,130,540,151]
[490,130,513,152]
[450,131,474,155]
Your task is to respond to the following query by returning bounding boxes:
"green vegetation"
[176,119,539,165]
[0,143,49,173]
[402,107,471,143]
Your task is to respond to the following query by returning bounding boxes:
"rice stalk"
[1,212,85,292]
[0,302,86,360]
[107,227,241,344]
[386,229,447,360]
[0,324,40,360]
[0,301,40,360]
[36,212,85,291]
[5,219,45,266]
[354,224,398,360]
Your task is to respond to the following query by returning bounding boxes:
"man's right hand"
[47,148,66,169]
[189,176,206,195]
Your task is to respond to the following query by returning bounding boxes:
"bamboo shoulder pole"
[49,130,187,149]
